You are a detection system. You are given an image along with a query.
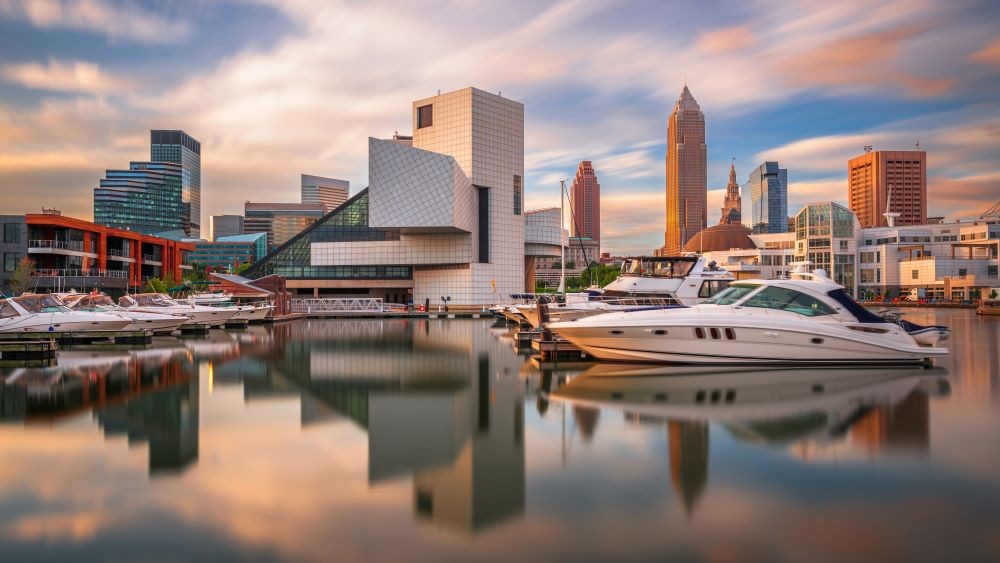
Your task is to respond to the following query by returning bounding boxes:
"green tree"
[146,277,168,293]
[8,257,35,296]
[991,289,998,299]
[235,261,253,275]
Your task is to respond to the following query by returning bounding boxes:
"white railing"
[292,297,385,313]
[142,254,162,263]
[33,268,129,279]
[29,239,85,252]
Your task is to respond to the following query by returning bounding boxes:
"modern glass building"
[150,130,201,238]
[301,175,349,213]
[742,162,788,234]
[244,202,326,248]
[94,161,185,235]
[188,232,268,272]
[794,202,858,294]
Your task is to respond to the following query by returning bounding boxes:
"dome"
[683,223,756,253]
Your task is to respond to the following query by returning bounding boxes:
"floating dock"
[0,339,58,360]
[0,330,152,345]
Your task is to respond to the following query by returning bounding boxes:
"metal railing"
[28,239,86,252]
[142,254,162,263]
[33,268,129,278]
[292,298,386,313]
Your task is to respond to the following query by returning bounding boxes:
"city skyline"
[0,1,997,255]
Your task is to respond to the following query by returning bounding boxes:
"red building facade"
[570,161,601,245]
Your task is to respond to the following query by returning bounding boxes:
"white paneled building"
[246,87,531,305]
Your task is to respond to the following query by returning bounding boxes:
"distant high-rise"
[94,161,185,236]
[244,202,325,248]
[301,174,349,213]
[210,214,244,241]
[664,85,707,255]
[569,161,601,245]
[720,161,742,225]
[848,150,926,228]
[741,162,788,234]
[150,130,201,238]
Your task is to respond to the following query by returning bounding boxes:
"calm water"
[1,310,998,562]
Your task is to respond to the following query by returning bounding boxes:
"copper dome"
[683,223,756,253]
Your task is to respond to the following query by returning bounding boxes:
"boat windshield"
[742,286,837,316]
[704,283,760,305]
[75,295,116,309]
[133,294,175,306]
[14,294,68,313]
[620,259,694,278]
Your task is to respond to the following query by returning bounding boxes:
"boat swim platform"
[0,330,153,345]
[0,340,58,361]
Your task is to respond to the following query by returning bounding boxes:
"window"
[839,240,848,251]
[3,223,20,243]
[959,268,967,277]
[0,301,17,318]
[4,253,20,272]
[911,269,919,279]
[478,187,489,263]
[513,175,522,215]
[743,286,837,316]
[704,283,760,305]
[417,104,433,128]
[698,279,730,298]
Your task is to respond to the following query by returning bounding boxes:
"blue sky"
[0,0,997,253]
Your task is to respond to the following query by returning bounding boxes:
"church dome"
[683,223,756,253]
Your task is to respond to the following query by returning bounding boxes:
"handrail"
[291,297,385,313]
[28,239,86,252]
[32,268,129,278]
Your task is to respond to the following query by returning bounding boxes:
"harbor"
[0,311,997,561]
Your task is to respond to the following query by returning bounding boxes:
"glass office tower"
[741,161,788,234]
[94,162,185,235]
[151,130,201,238]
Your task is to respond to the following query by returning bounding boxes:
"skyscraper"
[742,161,788,234]
[94,161,185,236]
[244,202,325,248]
[848,150,926,228]
[664,85,707,255]
[210,214,244,241]
[301,174,349,213]
[720,161,742,225]
[150,130,201,238]
[569,161,601,245]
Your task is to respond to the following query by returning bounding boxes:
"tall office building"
[570,161,601,245]
[94,161,185,236]
[720,161,742,225]
[210,214,244,241]
[244,202,325,248]
[301,174,350,213]
[664,85,707,255]
[150,130,201,238]
[742,161,788,234]
[848,150,926,228]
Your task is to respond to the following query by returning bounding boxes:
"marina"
[0,310,997,561]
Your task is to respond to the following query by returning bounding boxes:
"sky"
[0,0,997,255]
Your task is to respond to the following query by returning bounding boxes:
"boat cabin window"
[0,301,18,318]
[77,295,115,308]
[620,259,694,278]
[132,294,173,306]
[698,280,730,298]
[704,284,760,305]
[13,294,66,313]
[742,287,837,316]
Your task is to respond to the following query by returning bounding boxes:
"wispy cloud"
[2,59,132,94]
[0,0,190,44]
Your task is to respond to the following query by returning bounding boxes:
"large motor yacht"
[518,255,734,329]
[119,293,238,328]
[547,265,949,366]
[60,293,188,334]
[189,292,273,321]
[0,294,132,333]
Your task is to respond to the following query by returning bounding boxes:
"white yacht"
[119,293,238,328]
[189,292,273,321]
[548,265,949,366]
[518,255,733,329]
[59,293,188,334]
[0,294,132,333]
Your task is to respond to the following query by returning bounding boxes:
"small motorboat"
[876,310,950,346]
[188,293,273,322]
[547,264,949,366]
[0,294,132,333]
[119,293,238,328]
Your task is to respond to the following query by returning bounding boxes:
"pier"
[0,330,153,345]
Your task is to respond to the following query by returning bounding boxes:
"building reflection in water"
[550,363,949,519]
[214,319,528,534]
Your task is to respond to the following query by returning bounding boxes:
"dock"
[0,339,58,360]
[0,330,152,345]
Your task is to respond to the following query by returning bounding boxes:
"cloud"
[2,59,132,94]
[968,36,1000,68]
[0,0,190,43]
[696,26,757,54]
[775,25,955,97]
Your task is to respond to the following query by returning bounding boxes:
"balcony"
[142,254,163,266]
[33,269,129,279]
[30,268,131,290]
[107,248,136,262]
[28,239,97,258]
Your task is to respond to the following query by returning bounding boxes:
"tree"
[8,257,34,295]
[565,261,576,269]
[991,289,998,300]
[147,277,168,293]
[235,261,253,275]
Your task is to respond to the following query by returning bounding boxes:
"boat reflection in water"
[550,363,950,516]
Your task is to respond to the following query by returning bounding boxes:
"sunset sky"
[0,0,997,254]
